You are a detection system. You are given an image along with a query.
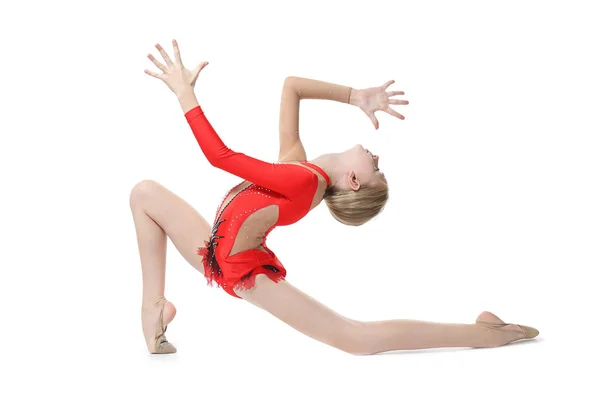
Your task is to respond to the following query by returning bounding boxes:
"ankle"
[142,295,167,311]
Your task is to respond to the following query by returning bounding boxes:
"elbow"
[284,76,302,99]
[206,155,222,169]
[197,147,220,168]
[204,149,231,170]
[284,76,299,88]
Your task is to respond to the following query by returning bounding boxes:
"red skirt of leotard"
[197,242,287,299]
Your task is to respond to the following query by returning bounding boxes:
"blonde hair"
[323,178,389,226]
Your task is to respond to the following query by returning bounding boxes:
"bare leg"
[129,180,212,353]
[235,275,538,355]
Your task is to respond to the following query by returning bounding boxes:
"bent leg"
[235,276,529,355]
[129,179,213,296]
[129,179,213,352]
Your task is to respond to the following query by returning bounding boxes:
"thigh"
[129,179,212,274]
[234,274,361,351]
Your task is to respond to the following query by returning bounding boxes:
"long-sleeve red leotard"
[184,105,330,298]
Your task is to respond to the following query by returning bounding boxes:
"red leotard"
[185,105,330,298]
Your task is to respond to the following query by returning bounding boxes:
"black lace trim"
[262,264,280,273]
[239,265,280,282]
[205,218,225,277]
[240,270,253,281]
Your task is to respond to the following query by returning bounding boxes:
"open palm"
[355,80,409,129]
[144,40,209,97]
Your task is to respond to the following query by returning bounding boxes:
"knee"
[129,179,161,207]
[332,320,375,356]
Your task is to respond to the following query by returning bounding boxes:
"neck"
[308,153,346,189]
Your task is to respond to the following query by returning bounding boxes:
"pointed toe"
[518,324,539,338]
[153,334,177,354]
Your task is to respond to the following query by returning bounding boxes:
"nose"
[374,154,379,167]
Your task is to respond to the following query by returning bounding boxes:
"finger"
[381,80,395,89]
[385,106,405,120]
[155,43,173,66]
[367,112,379,129]
[172,39,183,65]
[193,61,209,81]
[144,69,164,80]
[389,99,409,105]
[387,91,405,97]
[147,54,167,73]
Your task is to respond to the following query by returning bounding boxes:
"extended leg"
[235,275,536,355]
[129,179,212,352]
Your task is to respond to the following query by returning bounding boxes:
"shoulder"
[275,161,319,184]
[278,161,322,191]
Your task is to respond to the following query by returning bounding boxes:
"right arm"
[277,76,360,162]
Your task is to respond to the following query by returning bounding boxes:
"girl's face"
[340,144,386,189]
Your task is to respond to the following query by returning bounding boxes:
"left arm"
[278,76,360,162]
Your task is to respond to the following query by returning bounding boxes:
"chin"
[347,144,364,155]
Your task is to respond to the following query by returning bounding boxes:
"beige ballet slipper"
[476,311,539,340]
[152,302,177,354]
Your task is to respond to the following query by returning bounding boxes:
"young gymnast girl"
[132,39,539,354]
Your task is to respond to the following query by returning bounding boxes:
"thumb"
[367,112,379,130]
[193,61,209,81]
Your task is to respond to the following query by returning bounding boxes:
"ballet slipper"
[476,312,539,339]
[152,302,177,354]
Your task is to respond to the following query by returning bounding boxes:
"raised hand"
[144,39,209,97]
[352,80,409,130]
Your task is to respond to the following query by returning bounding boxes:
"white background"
[1,0,598,399]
